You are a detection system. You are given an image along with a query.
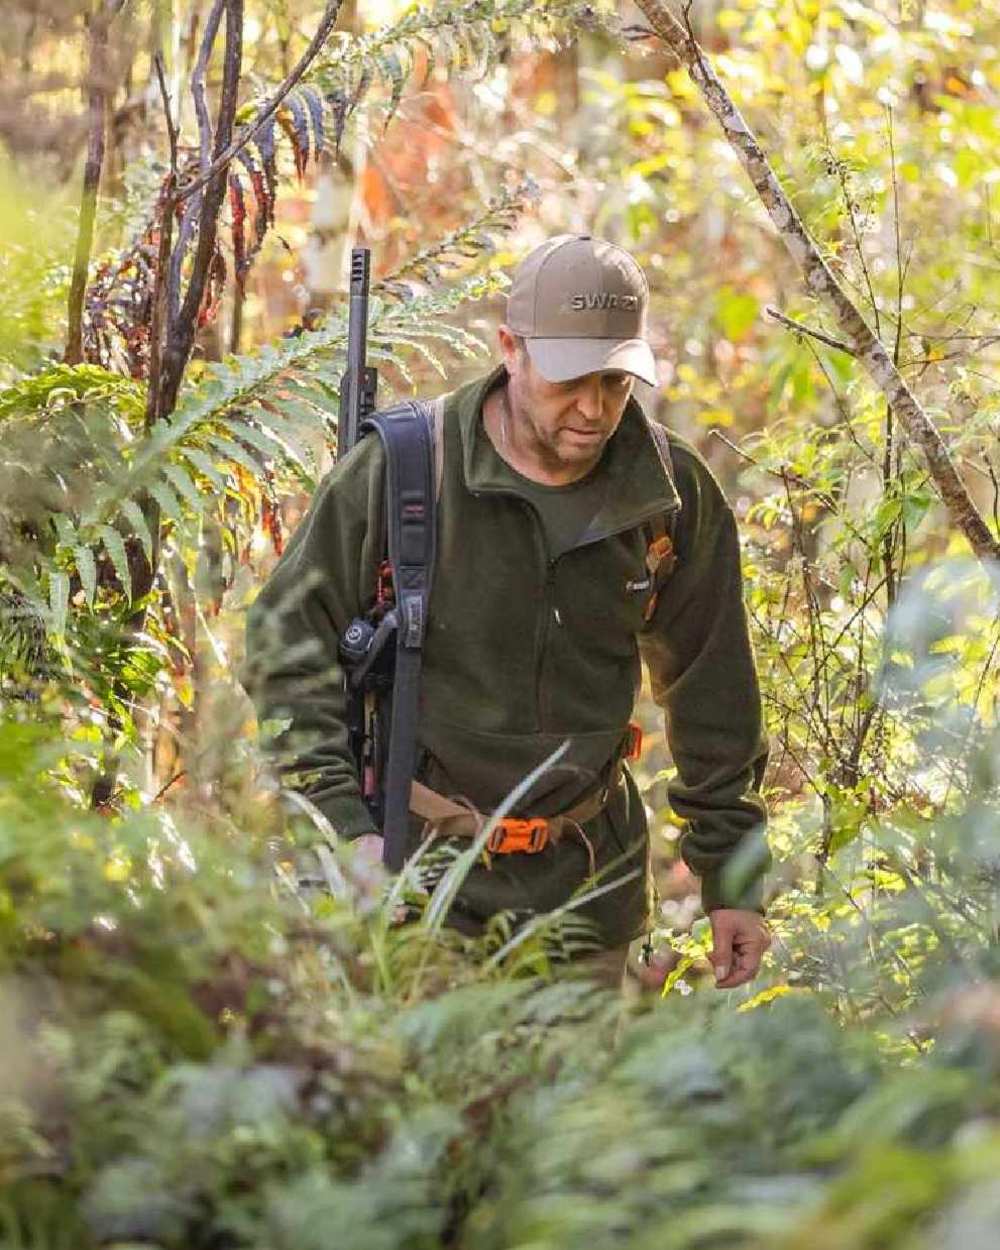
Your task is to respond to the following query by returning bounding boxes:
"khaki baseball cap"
[506,234,657,387]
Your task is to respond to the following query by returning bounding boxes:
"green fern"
[376,182,537,297]
[0,264,507,661]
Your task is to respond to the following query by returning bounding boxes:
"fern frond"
[375,182,537,298]
[311,0,616,133]
[0,363,144,426]
[106,268,506,514]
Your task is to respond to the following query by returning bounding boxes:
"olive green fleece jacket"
[243,366,770,941]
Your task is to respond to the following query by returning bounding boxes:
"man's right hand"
[353,832,385,868]
[351,833,410,925]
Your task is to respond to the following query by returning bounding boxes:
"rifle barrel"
[337,247,371,461]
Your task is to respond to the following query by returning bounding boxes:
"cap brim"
[525,337,658,388]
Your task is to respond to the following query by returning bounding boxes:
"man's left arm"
[638,441,771,987]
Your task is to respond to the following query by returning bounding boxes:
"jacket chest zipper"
[517,499,555,734]
[536,556,558,732]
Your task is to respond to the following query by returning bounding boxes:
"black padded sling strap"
[360,400,437,871]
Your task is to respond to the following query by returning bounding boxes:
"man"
[245,234,771,988]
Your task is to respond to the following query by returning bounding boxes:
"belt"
[408,723,643,872]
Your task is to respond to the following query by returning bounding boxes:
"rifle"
[336,247,386,857]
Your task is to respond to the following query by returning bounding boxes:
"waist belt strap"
[409,770,622,876]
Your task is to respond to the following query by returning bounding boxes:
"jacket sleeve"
[638,439,771,913]
[241,436,386,840]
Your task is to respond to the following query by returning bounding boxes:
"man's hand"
[708,908,770,989]
[350,833,409,925]
[353,832,385,867]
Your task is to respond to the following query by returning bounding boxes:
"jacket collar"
[451,364,681,542]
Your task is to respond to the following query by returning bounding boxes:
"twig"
[888,105,905,368]
[832,143,881,340]
[710,429,836,509]
[801,334,879,469]
[175,0,344,205]
[764,305,855,355]
[621,22,656,39]
[153,768,187,801]
[153,52,179,176]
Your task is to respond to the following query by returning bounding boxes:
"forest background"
[1,0,999,1246]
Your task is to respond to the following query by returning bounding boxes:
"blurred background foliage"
[1,0,999,1246]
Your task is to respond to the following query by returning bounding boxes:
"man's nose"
[575,376,603,421]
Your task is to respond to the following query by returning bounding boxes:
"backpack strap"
[360,399,437,871]
[641,419,681,624]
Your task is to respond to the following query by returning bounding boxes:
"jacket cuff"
[315,794,379,841]
[700,864,766,915]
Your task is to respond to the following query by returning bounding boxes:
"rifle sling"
[360,400,437,871]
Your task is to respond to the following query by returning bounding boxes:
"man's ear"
[497,324,521,375]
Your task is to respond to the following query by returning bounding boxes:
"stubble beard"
[506,381,608,479]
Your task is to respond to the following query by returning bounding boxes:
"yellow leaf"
[738,984,800,1013]
[103,855,131,883]
[697,407,735,427]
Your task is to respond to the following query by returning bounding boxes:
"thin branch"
[764,306,855,355]
[153,0,243,426]
[168,0,225,329]
[192,0,224,173]
[65,0,130,364]
[801,334,879,469]
[153,51,179,176]
[887,105,905,368]
[833,145,881,340]
[175,0,344,205]
[634,0,1000,565]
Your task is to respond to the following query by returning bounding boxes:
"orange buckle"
[645,534,676,576]
[487,818,549,854]
[625,722,643,761]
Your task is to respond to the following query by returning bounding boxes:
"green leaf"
[98,524,132,602]
[901,490,933,532]
[163,462,206,512]
[51,512,77,550]
[715,285,760,341]
[206,433,267,477]
[229,418,286,463]
[183,447,228,491]
[120,498,154,562]
[48,570,70,636]
[248,405,313,467]
[73,544,97,608]
[873,496,902,539]
[149,480,184,526]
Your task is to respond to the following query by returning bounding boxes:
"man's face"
[500,328,635,473]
